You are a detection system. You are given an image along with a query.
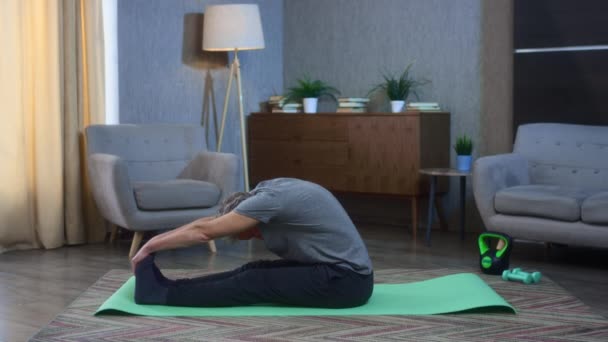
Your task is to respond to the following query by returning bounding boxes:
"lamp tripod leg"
[217,51,250,191]
[234,56,250,191]
[217,59,235,152]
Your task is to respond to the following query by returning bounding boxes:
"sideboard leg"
[411,197,418,240]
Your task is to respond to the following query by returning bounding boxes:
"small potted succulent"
[368,64,426,113]
[454,135,474,171]
[284,76,340,113]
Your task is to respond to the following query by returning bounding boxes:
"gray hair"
[218,191,253,216]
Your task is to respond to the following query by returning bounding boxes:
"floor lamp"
[203,4,265,191]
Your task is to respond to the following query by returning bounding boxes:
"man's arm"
[131,212,259,270]
[150,216,216,241]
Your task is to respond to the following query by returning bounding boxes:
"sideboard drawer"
[248,115,348,141]
[249,140,349,166]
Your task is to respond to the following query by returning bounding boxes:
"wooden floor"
[1,225,607,342]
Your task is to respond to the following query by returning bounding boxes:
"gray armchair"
[473,123,608,248]
[86,124,240,257]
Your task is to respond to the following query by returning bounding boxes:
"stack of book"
[337,98,369,113]
[407,102,441,112]
[267,95,302,113]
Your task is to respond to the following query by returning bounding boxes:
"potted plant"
[368,64,426,113]
[454,135,474,171]
[284,76,340,113]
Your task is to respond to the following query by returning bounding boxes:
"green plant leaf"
[283,76,341,103]
[454,135,474,155]
[369,63,428,101]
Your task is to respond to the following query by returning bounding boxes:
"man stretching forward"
[132,178,373,308]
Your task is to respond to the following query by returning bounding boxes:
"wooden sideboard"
[247,112,450,238]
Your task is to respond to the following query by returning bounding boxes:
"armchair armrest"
[87,153,138,228]
[473,153,530,227]
[179,151,240,201]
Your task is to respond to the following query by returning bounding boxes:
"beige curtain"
[0,0,106,253]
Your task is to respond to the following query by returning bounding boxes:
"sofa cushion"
[494,185,589,222]
[133,179,220,211]
[581,192,608,225]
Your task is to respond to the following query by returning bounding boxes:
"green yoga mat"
[95,273,514,317]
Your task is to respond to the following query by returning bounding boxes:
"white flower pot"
[303,98,318,113]
[390,100,405,113]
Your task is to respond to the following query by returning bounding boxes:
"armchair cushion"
[495,185,590,222]
[178,151,240,202]
[582,192,608,225]
[133,179,221,211]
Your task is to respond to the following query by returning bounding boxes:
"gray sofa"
[86,124,239,257]
[473,123,608,248]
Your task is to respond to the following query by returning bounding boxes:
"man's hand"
[131,244,151,273]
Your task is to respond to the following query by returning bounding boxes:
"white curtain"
[0,0,106,253]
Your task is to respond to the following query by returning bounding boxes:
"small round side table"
[419,168,472,246]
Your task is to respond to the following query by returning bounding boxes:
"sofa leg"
[208,240,217,253]
[109,224,119,243]
[129,232,144,259]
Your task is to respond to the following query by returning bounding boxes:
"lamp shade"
[203,4,265,51]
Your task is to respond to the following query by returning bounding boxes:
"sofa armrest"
[179,151,240,201]
[473,153,530,228]
[87,153,138,228]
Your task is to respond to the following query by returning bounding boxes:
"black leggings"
[135,255,373,308]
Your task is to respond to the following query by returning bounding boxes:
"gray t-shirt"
[234,178,372,275]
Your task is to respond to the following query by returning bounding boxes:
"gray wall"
[284,0,482,155]
[118,0,513,230]
[118,0,283,166]
[284,0,483,227]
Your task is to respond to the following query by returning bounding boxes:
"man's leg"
[171,259,307,287]
[135,255,306,305]
[165,261,333,307]
[135,256,371,308]
[135,255,324,306]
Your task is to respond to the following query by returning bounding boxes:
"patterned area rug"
[32,268,608,341]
